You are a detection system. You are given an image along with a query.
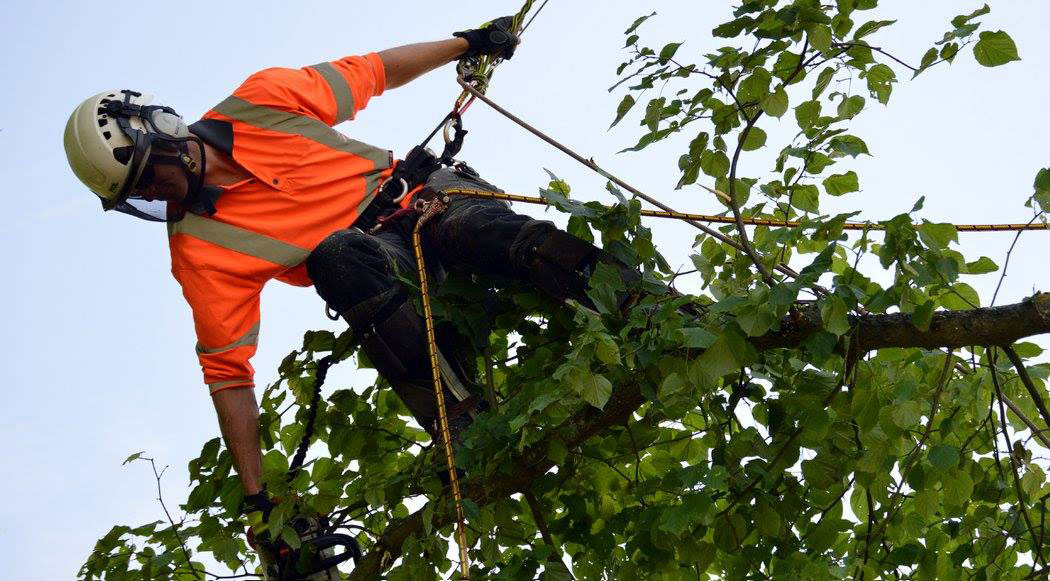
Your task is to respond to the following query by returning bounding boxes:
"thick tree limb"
[350,293,1050,578]
[752,292,1050,353]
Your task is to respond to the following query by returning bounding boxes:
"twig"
[990,350,1047,566]
[1003,394,1050,449]
[145,457,203,579]
[523,490,575,579]
[1001,344,1050,432]
[831,42,919,72]
[992,211,1044,306]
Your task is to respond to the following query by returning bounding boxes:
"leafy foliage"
[82,2,1050,579]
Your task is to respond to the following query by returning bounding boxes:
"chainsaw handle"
[311,533,362,569]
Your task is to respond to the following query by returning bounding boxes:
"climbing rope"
[393,6,551,576]
[410,196,471,578]
[453,77,1048,235]
[438,188,1049,232]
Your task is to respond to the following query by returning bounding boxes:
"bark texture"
[350,293,1050,578]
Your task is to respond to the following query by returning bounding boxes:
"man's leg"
[306,228,481,436]
[422,168,640,307]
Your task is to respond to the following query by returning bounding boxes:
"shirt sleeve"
[233,52,387,126]
[173,267,263,395]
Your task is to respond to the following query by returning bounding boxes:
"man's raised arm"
[379,16,519,89]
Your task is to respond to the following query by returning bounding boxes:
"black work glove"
[242,489,277,523]
[454,16,520,60]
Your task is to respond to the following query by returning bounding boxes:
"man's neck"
[201,141,252,186]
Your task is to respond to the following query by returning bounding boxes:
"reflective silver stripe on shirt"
[196,321,261,355]
[212,96,390,169]
[169,212,310,268]
[307,62,355,124]
[356,167,388,217]
[208,378,254,394]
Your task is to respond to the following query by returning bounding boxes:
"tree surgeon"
[64,16,638,577]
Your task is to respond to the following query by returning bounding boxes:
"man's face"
[132,158,190,204]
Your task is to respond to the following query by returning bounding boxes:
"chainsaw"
[254,517,362,580]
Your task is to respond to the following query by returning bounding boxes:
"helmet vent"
[102,130,112,140]
[97,118,108,127]
[113,146,133,165]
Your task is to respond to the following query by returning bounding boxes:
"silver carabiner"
[390,177,410,203]
[442,117,458,145]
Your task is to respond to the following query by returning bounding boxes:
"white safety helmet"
[63,89,210,221]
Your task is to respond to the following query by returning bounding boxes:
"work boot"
[430,395,488,485]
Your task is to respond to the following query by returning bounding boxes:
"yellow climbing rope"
[411,196,471,578]
[440,188,1049,232]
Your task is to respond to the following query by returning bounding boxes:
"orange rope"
[411,198,471,579]
[442,188,1048,233]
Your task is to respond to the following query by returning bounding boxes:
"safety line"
[441,188,1049,232]
[412,198,471,579]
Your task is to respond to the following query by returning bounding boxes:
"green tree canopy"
[83,1,1050,579]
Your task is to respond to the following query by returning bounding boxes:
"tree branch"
[351,294,1050,577]
[752,293,1050,353]
[1002,345,1050,432]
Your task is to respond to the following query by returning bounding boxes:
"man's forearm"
[212,388,264,495]
[379,38,469,90]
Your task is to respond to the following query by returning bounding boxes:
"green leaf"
[1035,167,1050,191]
[659,372,687,399]
[915,47,939,77]
[643,97,665,132]
[756,501,782,537]
[965,256,998,274]
[738,68,773,103]
[700,150,730,178]
[837,94,865,119]
[679,327,717,349]
[697,330,754,383]
[812,67,835,99]
[795,100,821,129]
[918,221,958,249]
[609,95,636,129]
[928,444,960,471]
[820,295,851,335]
[891,400,922,429]
[659,42,683,64]
[973,30,1020,67]
[791,184,820,214]
[548,438,568,464]
[740,126,767,151]
[829,135,870,157]
[865,64,896,104]
[853,19,896,40]
[942,469,974,506]
[808,24,832,53]
[823,171,859,196]
[911,299,935,332]
[625,11,656,35]
[123,451,146,465]
[570,370,613,409]
[761,86,789,118]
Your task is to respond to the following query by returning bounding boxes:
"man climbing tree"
[78,2,1050,579]
[66,14,639,577]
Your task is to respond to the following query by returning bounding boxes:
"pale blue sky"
[3,1,1048,578]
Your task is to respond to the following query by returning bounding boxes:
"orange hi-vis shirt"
[170,53,393,395]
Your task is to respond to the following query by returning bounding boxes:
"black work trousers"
[306,168,557,433]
